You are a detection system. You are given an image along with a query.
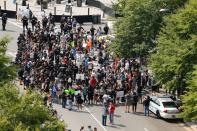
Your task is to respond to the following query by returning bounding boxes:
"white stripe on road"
[84,106,108,131]
[7,51,16,58]
[144,127,149,131]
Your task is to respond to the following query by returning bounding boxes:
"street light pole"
[41,0,43,11]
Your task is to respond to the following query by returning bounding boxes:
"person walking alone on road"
[143,95,151,116]
[102,104,108,126]
[108,101,115,124]
[2,13,7,31]
[132,92,138,112]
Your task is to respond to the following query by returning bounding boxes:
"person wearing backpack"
[132,92,138,112]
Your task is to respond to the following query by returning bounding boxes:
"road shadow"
[163,118,183,123]
[114,114,121,118]
[131,111,145,116]
[113,123,126,128]
[68,108,89,114]
[107,125,121,129]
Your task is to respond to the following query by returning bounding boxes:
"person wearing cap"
[2,13,7,31]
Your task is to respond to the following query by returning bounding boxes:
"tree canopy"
[0,36,65,130]
[180,66,197,122]
[109,0,187,58]
[0,84,65,131]
[0,36,16,85]
[149,0,197,95]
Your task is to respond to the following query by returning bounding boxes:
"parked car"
[149,96,180,119]
[161,94,182,108]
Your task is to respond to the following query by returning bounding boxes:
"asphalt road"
[53,103,190,131]
[0,19,191,131]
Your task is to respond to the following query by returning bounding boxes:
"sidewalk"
[186,122,197,131]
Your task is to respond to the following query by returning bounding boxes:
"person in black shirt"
[143,96,150,116]
[48,13,55,26]
[2,13,7,31]
[132,92,138,112]
[21,16,28,32]
[77,24,84,33]
[103,24,109,35]
[31,15,37,31]
[90,25,96,36]
[42,16,48,28]
[62,91,67,108]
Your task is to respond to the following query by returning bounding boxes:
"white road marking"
[6,51,16,58]
[144,127,149,131]
[84,106,108,131]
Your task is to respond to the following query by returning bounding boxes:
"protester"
[143,95,150,116]
[2,13,7,31]
[132,92,138,112]
[80,126,84,131]
[21,15,28,32]
[109,101,115,124]
[102,104,108,126]
[88,125,93,131]
[76,92,83,110]
[125,91,132,113]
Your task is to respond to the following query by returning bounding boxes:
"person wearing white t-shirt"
[125,61,130,71]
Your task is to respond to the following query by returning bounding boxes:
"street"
[0,20,192,131]
[53,103,189,131]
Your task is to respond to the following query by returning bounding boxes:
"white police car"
[149,96,180,119]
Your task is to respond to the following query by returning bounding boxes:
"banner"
[116,91,124,98]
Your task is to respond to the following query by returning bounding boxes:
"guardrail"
[86,0,114,17]
[0,8,101,24]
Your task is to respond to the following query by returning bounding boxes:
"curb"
[185,122,197,131]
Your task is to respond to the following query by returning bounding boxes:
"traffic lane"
[53,103,105,131]
[86,103,188,131]
[86,104,153,131]
[0,20,21,57]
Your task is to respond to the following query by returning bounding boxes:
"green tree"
[180,65,197,121]
[149,0,197,95]
[0,36,16,85]
[0,83,65,131]
[109,0,187,58]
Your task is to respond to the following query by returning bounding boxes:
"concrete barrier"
[0,10,16,18]
[86,0,114,17]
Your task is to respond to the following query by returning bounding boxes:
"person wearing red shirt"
[109,101,115,124]
[89,76,97,88]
